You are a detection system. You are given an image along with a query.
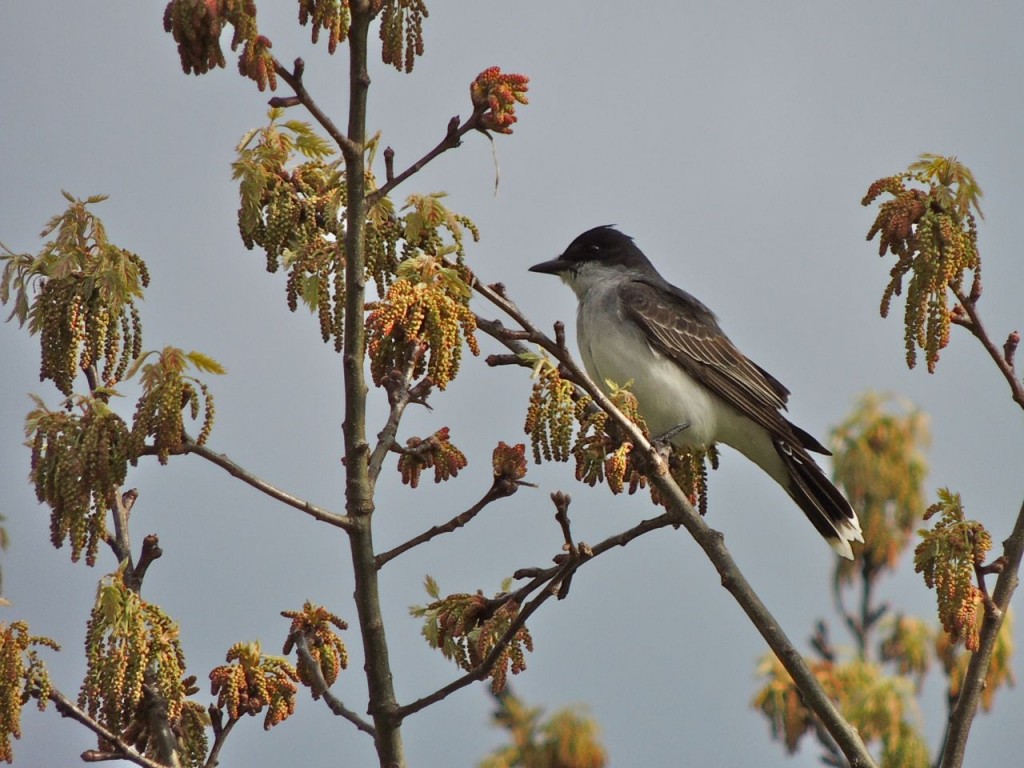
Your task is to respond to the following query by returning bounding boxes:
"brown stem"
[368,353,422,485]
[367,107,487,205]
[341,6,405,766]
[272,58,359,157]
[951,286,1024,410]
[375,481,511,568]
[203,709,239,768]
[106,488,137,564]
[184,440,353,530]
[291,632,377,736]
[127,534,163,592]
[49,688,166,768]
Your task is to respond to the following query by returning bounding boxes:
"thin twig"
[396,559,574,720]
[396,501,685,718]
[375,482,508,568]
[105,488,138,564]
[367,107,487,205]
[49,688,167,768]
[184,440,353,530]
[291,632,377,736]
[128,534,163,592]
[203,709,239,768]
[368,351,424,485]
[951,286,1024,409]
[272,58,360,158]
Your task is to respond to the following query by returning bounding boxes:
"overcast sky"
[2,2,1023,767]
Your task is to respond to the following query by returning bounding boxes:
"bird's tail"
[774,439,863,560]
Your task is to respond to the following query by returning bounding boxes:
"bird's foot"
[650,422,690,462]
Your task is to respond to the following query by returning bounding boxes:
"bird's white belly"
[578,320,719,448]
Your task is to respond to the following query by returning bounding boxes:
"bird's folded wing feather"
[619,279,792,438]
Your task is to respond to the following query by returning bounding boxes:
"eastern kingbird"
[530,226,863,559]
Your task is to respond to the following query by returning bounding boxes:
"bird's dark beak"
[529,257,569,275]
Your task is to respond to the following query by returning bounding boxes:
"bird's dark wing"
[619,277,797,440]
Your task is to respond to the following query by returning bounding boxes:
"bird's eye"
[586,244,601,254]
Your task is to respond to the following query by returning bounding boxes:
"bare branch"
[184,440,353,531]
[272,58,360,158]
[368,351,425,485]
[204,708,240,768]
[128,534,163,592]
[49,688,168,768]
[291,631,377,736]
[367,107,487,205]
[950,286,1024,410]
[104,488,137,564]
[375,481,512,569]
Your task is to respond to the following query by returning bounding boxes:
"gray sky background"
[2,2,1023,766]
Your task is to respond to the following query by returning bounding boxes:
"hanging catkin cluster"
[366,256,479,391]
[27,397,130,566]
[863,154,983,372]
[80,572,206,764]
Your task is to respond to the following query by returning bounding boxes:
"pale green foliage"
[480,691,607,768]
[753,655,930,768]
[755,393,1013,766]
[831,393,930,581]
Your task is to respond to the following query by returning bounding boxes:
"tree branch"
[950,286,1024,410]
[473,279,878,768]
[104,488,138,565]
[375,481,512,569]
[398,491,746,720]
[203,708,239,768]
[396,558,574,720]
[291,632,377,736]
[341,7,406,766]
[368,349,429,486]
[184,441,353,530]
[49,687,168,768]
[271,58,360,158]
[939,497,1024,768]
[367,107,487,206]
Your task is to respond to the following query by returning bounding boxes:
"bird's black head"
[529,225,650,276]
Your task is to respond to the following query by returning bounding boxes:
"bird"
[529,225,863,559]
